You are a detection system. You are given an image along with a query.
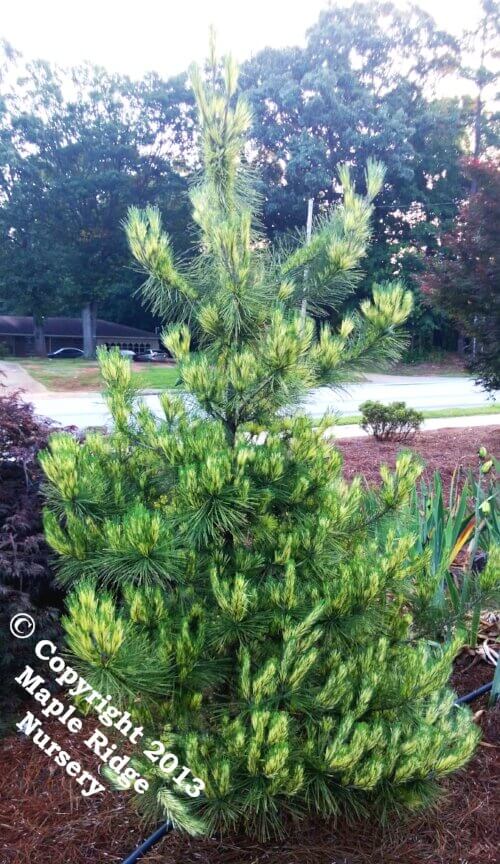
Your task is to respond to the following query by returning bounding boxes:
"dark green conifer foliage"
[41,46,479,838]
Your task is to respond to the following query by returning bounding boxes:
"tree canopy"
[0,50,191,352]
[421,157,500,390]
[0,2,498,361]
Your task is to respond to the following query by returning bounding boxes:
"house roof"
[0,316,158,339]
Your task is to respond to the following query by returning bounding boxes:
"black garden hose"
[454,681,493,706]
[120,820,173,864]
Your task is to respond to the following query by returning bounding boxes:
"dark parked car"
[47,347,84,359]
[132,350,155,362]
[149,352,173,363]
[134,351,172,363]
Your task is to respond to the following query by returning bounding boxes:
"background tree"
[1,2,497,359]
[0,51,192,355]
[421,157,500,391]
[41,49,478,839]
[0,46,69,353]
[0,179,69,355]
[239,2,491,353]
[460,0,500,162]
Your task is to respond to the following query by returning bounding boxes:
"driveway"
[22,373,498,430]
[0,360,47,393]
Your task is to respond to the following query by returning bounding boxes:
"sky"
[0,0,487,80]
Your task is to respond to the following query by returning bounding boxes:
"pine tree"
[40,45,479,839]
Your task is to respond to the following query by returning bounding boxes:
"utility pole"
[300,197,314,326]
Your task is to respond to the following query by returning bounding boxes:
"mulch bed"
[0,424,498,864]
[0,655,497,864]
[335,425,499,493]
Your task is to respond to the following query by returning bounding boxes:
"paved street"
[302,374,498,417]
[22,374,498,430]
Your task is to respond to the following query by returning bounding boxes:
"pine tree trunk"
[33,315,46,357]
[82,300,97,359]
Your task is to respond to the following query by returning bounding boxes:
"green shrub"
[40,50,478,840]
[360,400,423,440]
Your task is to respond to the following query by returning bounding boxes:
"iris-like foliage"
[41,47,479,839]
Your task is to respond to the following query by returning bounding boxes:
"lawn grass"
[15,358,179,391]
[20,358,102,390]
[133,364,179,389]
[420,404,500,419]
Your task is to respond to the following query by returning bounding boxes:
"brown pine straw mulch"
[335,425,499,494]
[0,655,497,864]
